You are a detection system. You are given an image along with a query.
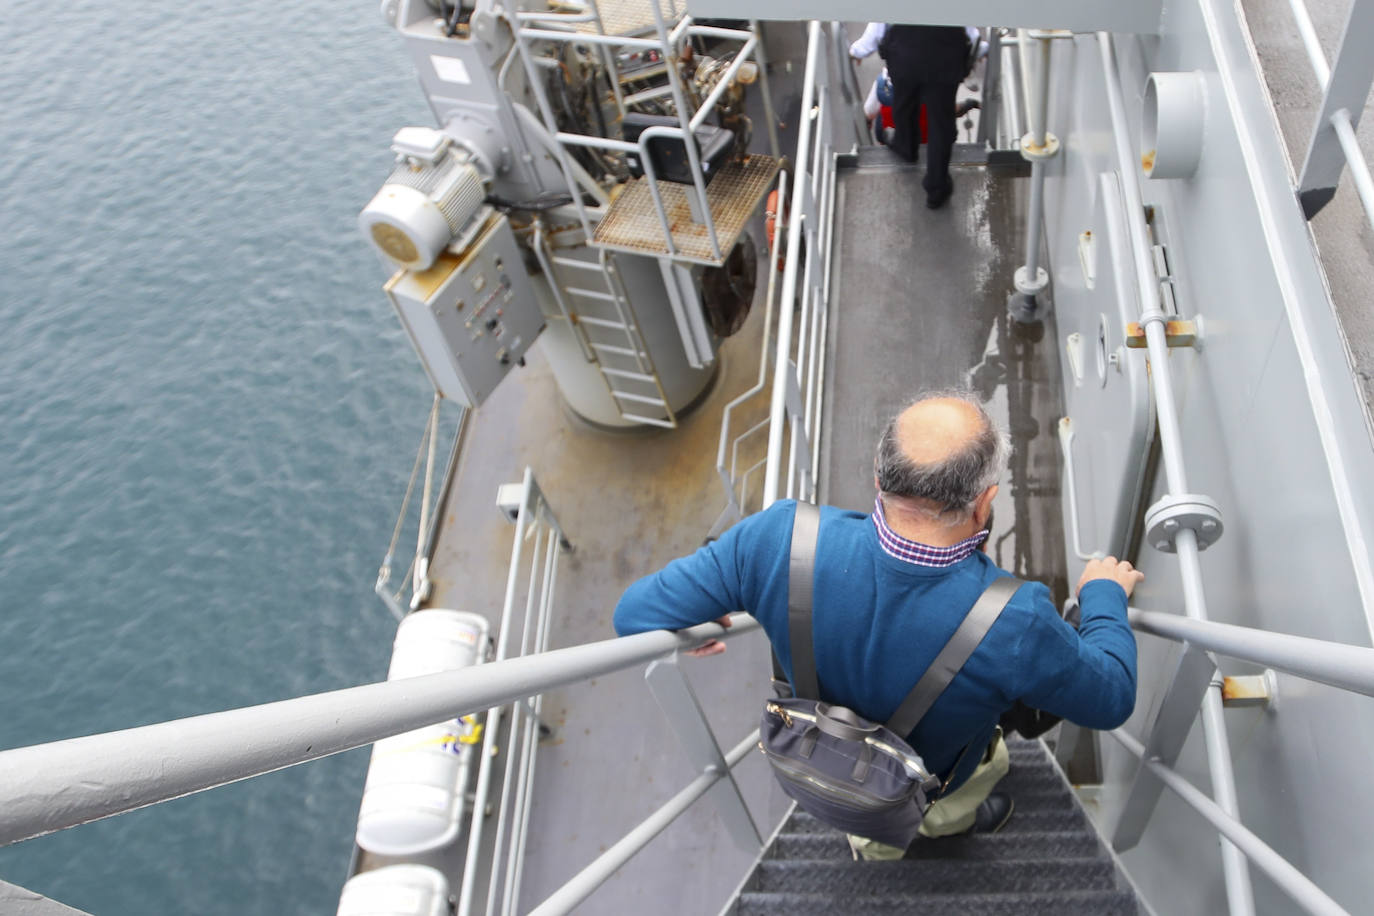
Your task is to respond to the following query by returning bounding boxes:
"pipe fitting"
[1014,265,1050,296]
[1137,308,1170,330]
[1142,72,1207,180]
[1020,131,1061,160]
[1145,493,1224,553]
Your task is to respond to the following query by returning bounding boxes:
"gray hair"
[873,389,1007,520]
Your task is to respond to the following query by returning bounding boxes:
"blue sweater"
[614,500,1137,791]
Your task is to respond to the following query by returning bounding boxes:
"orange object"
[765,189,787,270]
[878,104,927,141]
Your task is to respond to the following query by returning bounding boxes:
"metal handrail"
[1128,607,1374,697]
[528,730,759,916]
[1098,30,1254,913]
[710,170,788,537]
[0,614,760,848]
[763,20,836,508]
[509,9,767,263]
[456,469,566,916]
[1108,730,1348,916]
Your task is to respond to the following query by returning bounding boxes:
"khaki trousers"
[847,730,1010,860]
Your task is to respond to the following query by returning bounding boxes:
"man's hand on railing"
[685,614,734,657]
[1077,556,1145,598]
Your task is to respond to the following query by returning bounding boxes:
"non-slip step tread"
[783,806,1090,836]
[734,888,1140,916]
[770,830,1106,862]
[749,856,1119,896]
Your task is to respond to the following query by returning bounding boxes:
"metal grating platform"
[593,155,780,266]
[563,0,678,36]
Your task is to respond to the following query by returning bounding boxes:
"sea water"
[0,2,442,912]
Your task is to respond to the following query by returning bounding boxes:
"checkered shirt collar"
[872,497,988,567]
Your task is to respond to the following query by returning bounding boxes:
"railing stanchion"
[763,22,822,508]
[1108,730,1350,916]
[645,659,762,852]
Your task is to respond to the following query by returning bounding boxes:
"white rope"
[414,395,443,598]
[376,394,442,615]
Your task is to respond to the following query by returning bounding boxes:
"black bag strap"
[785,500,822,699]
[886,577,1022,736]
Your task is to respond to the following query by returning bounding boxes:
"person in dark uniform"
[881,24,970,209]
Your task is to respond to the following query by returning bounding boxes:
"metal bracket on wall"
[1125,317,1203,349]
[1221,670,1279,709]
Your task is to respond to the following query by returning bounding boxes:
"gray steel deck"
[821,150,1070,602]
[399,29,1077,914]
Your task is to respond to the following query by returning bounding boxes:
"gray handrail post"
[645,658,762,852]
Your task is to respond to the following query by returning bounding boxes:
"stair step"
[619,412,675,428]
[599,367,656,382]
[734,889,1139,915]
[770,830,1104,862]
[783,807,1089,836]
[1000,769,1071,796]
[1006,740,1055,761]
[989,787,1078,815]
[549,255,602,271]
[590,342,645,358]
[749,857,1118,896]
[577,315,630,330]
[609,390,667,407]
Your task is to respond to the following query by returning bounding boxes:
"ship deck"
[397,159,1070,916]
[369,24,1073,916]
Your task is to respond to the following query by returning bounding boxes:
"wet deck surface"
[822,151,1070,601]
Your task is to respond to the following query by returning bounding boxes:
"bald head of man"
[874,390,1006,537]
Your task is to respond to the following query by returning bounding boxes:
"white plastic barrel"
[336,863,450,916]
[355,609,488,856]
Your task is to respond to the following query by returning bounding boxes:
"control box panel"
[384,213,543,407]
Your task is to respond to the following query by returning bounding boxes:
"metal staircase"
[728,737,1143,916]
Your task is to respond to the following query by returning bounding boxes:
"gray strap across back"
[784,500,1022,736]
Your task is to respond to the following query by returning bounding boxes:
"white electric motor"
[360,127,486,271]
[355,608,488,856]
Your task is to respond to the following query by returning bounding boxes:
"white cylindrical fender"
[355,609,488,856]
[337,864,450,916]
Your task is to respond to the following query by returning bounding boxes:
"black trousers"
[889,78,959,196]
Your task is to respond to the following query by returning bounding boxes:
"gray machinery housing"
[361,0,769,426]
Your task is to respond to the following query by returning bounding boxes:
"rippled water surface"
[0,3,437,912]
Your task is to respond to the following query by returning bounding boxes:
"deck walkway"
[821,147,1070,603]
